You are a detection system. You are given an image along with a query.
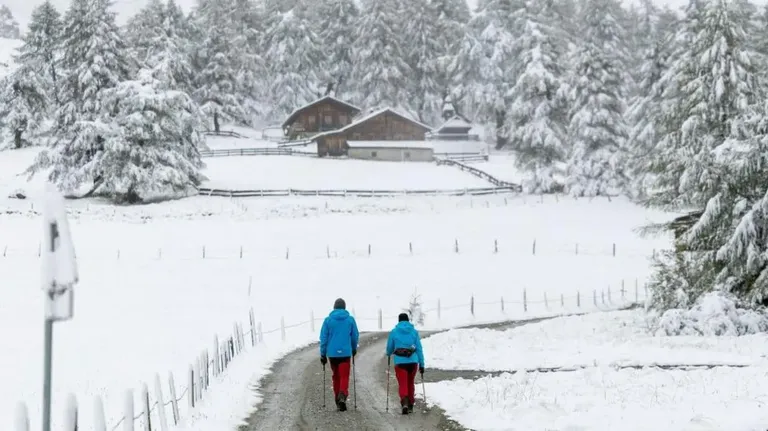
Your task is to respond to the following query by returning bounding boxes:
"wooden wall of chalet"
[345,112,429,141]
[316,111,430,157]
[287,101,358,139]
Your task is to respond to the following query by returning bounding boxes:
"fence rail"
[199,147,316,158]
[202,130,245,138]
[436,158,521,191]
[195,186,518,198]
[12,283,648,431]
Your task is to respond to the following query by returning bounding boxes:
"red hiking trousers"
[394,363,419,404]
[329,357,351,397]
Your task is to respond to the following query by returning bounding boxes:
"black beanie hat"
[398,313,409,322]
[334,298,346,309]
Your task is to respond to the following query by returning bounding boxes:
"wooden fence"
[196,186,518,198]
[198,147,315,158]
[436,158,522,191]
[12,285,647,431]
[202,130,245,138]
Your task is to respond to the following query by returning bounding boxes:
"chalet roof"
[312,107,433,140]
[281,95,361,129]
[347,140,434,150]
[433,114,472,133]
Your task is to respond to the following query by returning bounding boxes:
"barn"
[346,141,434,162]
[312,107,433,157]
[281,95,361,141]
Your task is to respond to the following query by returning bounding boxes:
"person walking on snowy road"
[319,298,359,411]
[386,313,425,414]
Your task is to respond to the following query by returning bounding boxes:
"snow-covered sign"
[40,182,78,321]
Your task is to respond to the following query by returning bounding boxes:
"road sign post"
[40,183,78,431]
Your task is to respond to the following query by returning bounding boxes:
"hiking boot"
[408,400,414,413]
[337,393,347,411]
[401,397,409,415]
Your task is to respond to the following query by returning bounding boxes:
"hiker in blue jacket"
[386,313,425,414]
[319,298,359,411]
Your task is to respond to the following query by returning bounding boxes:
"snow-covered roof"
[432,114,473,133]
[281,95,361,128]
[346,141,434,150]
[312,107,433,140]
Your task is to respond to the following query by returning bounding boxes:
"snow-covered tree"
[430,0,470,102]
[565,0,629,197]
[86,70,206,203]
[403,0,443,122]
[0,5,20,39]
[507,1,570,193]
[15,0,63,107]
[26,0,134,194]
[645,0,763,208]
[309,0,358,99]
[0,66,48,148]
[349,0,412,111]
[260,4,325,119]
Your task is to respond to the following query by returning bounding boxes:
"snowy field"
[201,155,493,190]
[423,309,768,430]
[0,146,676,429]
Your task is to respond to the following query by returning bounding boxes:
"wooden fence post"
[560,293,564,307]
[249,309,257,346]
[14,402,29,431]
[93,397,106,431]
[437,299,441,320]
[601,290,605,304]
[213,336,220,376]
[154,375,168,431]
[575,243,578,255]
[202,246,206,259]
[378,309,383,330]
[544,292,548,309]
[454,238,459,253]
[470,295,475,316]
[532,240,536,255]
[141,384,151,431]
[258,322,264,343]
[612,243,616,256]
[577,291,581,307]
[310,310,315,332]
[326,245,330,259]
[168,373,179,425]
[607,288,612,303]
[501,296,504,313]
[635,283,639,303]
[523,289,527,312]
[124,389,135,431]
[494,239,498,254]
[593,290,597,306]
[368,244,371,256]
[188,365,195,409]
[64,394,78,431]
[281,317,286,341]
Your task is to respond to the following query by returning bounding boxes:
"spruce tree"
[309,0,359,99]
[0,66,48,149]
[507,0,569,193]
[403,0,443,122]
[0,5,20,39]
[15,0,63,108]
[565,0,629,197]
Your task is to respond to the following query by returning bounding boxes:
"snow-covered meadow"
[423,308,768,430]
[0,143,675,430]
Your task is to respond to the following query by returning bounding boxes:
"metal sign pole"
[42,221,58,431]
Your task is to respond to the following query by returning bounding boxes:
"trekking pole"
[421,372,427,405]
[353,357,357,409]
[385,356,391,411]
[322,363,327,408]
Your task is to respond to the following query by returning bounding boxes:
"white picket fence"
[13,283,649,431]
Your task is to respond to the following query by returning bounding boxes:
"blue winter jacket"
[386,321,425,368]
[320,309,360,358]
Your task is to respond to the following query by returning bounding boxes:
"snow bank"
[655,291,768,336]
[426,366,768,431]
[421,309,768,371]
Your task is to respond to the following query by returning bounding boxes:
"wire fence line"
[1,239,663,261]
[12,283,648,431]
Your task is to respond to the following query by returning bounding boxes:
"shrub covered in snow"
[655,291,768,336]
[403,289,425,326]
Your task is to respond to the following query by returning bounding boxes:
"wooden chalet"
[281,96,362,140]
[312,108,433,157]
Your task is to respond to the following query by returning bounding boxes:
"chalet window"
[371,151,377,158]
[405,151,411,159]
[339,114,348,125]
[308,116,316,125]
[324,114,333,124]
[353,133,361,139]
